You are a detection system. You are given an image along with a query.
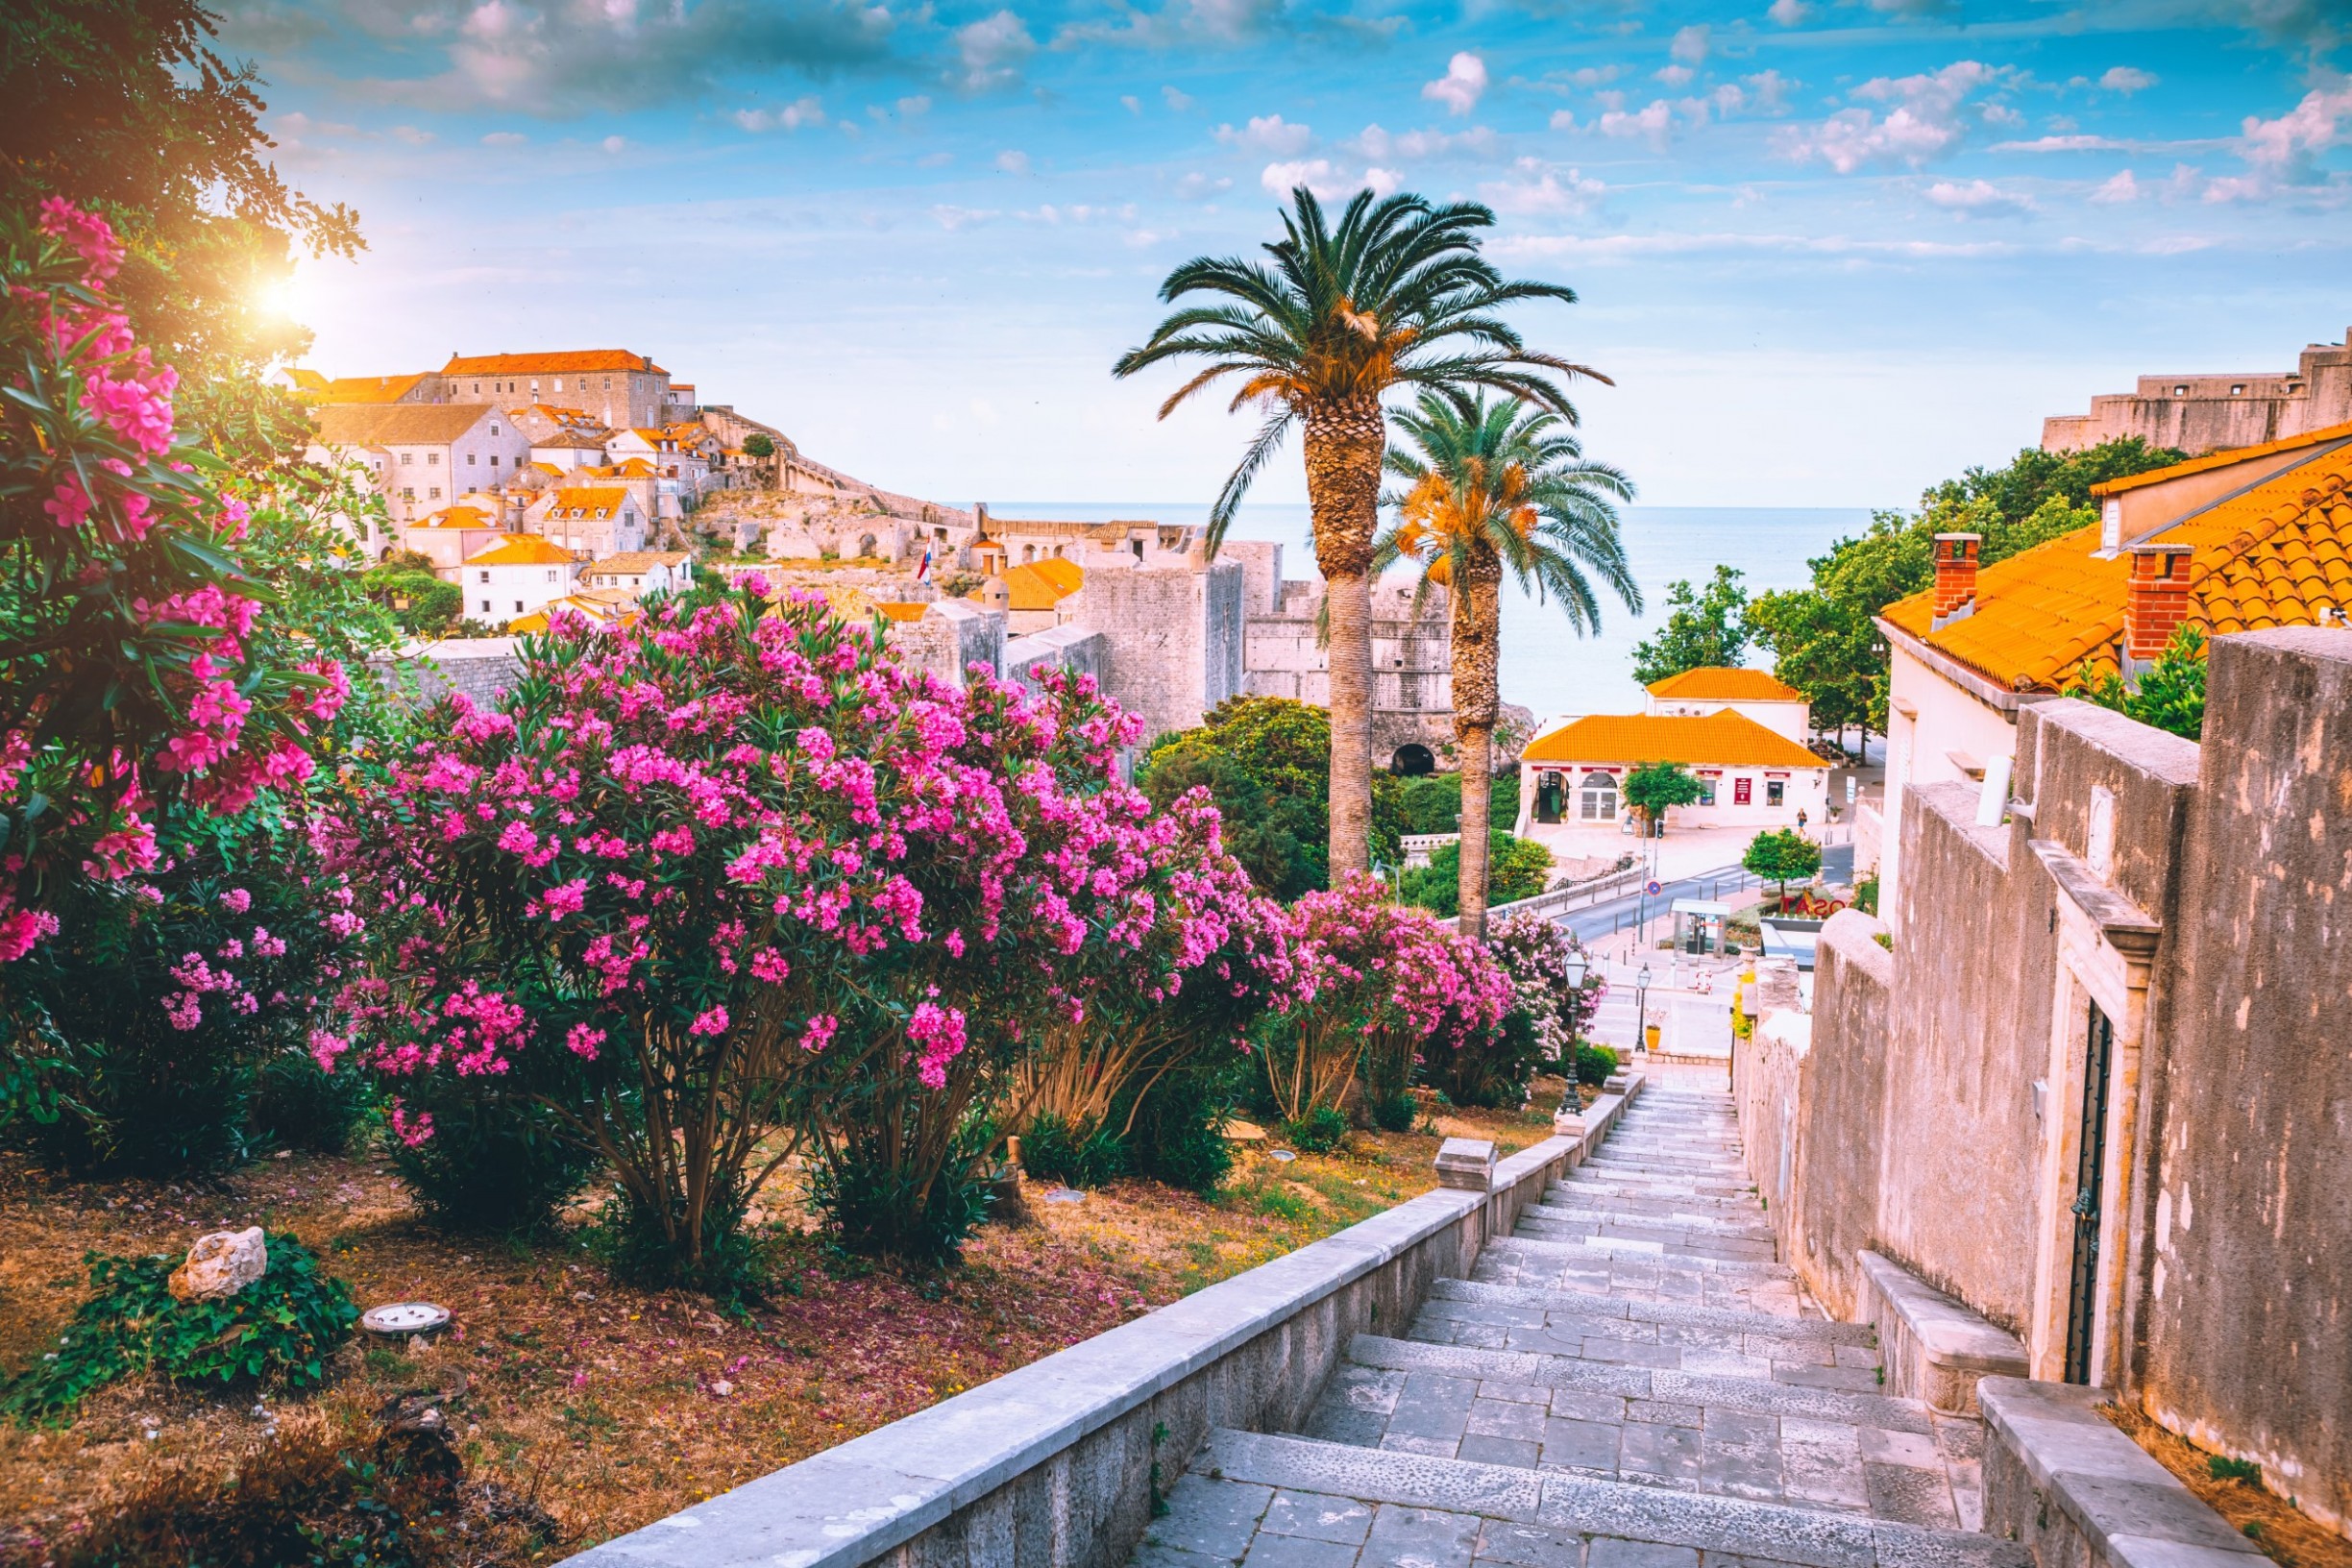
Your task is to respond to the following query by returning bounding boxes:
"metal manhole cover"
[361,1302,452,1336]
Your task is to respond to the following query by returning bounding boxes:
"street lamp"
[1634,963,1653,1056]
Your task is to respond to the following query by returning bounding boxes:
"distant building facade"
[2042,328,2352,455]
[307,403,529,535]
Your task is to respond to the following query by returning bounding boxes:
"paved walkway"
[1133,1086,2024,1568]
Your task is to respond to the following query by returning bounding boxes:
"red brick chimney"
[1931,533,1981,625]
[2125,542,2195,664]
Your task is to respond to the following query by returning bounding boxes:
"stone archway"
[1389,744,1436,776]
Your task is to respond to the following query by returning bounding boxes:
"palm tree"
[1114,186,1605,881]
[1377,389,1640,936]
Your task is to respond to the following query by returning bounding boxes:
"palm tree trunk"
[1453,557,1503,938]
[1305,396,1384,881]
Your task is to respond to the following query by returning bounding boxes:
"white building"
[525,485,648,560]
[1643,667,1812,743]
[399,501,508,576]
[580,551,694,599]
[461,534,581,627]
[441,351,674,431]
[1517,711,1829,832]
[308,404,529,530]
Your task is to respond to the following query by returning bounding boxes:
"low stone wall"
[566,1086,1638,1568]
[1860,1251,2027,1417]
[1979,1378,2260,1568]
[372,639,525,708]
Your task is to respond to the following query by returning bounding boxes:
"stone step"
[1409,1291,1885,1388]
[1548,1181,1759,1214]
[1579,1158,1752,1186]
[1517,1214,1781,1263]
[1428,1278,1871,1343]
[1472,1242,1807,1318]
[1137,1429,2021,1566]
[1489,1234,1797,1280]
[1526,1199,1777,1241]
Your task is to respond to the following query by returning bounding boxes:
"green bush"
[1434,1008,1546,1110]
[6,1233,356,1424]
[248,1052,371,1157]
[1119,1060,1242,1194]
[1397,831,1553,916]
[1282,1105,1350,1154]
[808,1128,994,1266]
[1852,874,1880,915]
[591,1183,779,1306]
[1574,1043,1619,1087]
[384,1082,600,1236]
[1020,1112,1128,1188]
[1370,1090,1419,1133]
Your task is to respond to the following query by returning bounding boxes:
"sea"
[992,503,1879,723]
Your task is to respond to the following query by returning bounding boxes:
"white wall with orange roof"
[460,535,582,627]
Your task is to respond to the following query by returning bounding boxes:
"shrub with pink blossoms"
[0,201,356,964]
[1262,876,1516,1122]
[341,582,1273,1276]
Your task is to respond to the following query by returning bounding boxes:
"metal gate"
[2064,1002,2116,1384]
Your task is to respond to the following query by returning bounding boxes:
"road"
[1551,841,1854,945]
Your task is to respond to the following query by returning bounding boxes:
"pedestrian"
[1797,808,1808,833]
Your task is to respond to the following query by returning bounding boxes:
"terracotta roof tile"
[1522,712,1825,769]
[465,535,579,567]
[2091,419,2352,496]
[1645,667,1804,702]
[1885,443,2352,691]
[444,350,666,377]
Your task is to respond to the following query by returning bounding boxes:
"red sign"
[1733,777,1752,805]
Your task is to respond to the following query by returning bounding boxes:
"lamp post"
[1634,963,1653,1057]
[1562,951,1588,1062]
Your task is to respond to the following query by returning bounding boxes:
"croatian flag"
[916,544,933,581]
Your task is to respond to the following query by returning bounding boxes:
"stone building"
[1872,420,2352,920]
[2042,327,2352,455]
[1741,627,2352,1540]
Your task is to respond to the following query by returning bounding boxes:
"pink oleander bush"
[337,580,1277,1275]
[0,199,349,961]
[1260,876,1515,1124]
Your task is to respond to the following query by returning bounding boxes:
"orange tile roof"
[1003,559,1084,611]
[1884,441,2352,691]
[549,486,629,517]
[300,372,434,404]
[407,505,495,531]
[2092,419,2352,497]
[465,535,579,567]
[1522,712,1826,769]
[1646,667,1804,702]
[444,350,667,377]
[873,602,929,624]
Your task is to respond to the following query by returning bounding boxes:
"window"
[490,454,500,467]
[480,600,491,613]
[479,571,490,583]
[473,382,481,394]
[429,487,442,500]
[400,487,414,501]
[514,600,525,613]
[2230,384,2245,396]
[427,452,440,465]
[554,379,564,391]
[2173,384,2188,397]
[1767,779,1786,807]
[547,570,557,582]
[401,452,414,465]
[1734,777,1752,805]
[490,424,501,435]
[603,378,612,389]
[1578,773,1618,821]
[467,453,477,465]
[1697,777,1717,807]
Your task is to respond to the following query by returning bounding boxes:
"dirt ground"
[2104,1403,2352,1568]
[0,1083,1578,1563]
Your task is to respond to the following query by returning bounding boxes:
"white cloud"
[2089,169,2142,204]
[1743,70,1794,114]
[1481,159,1605,216]
[1981,103,2024,128]
[390,124,435,145]
[995,148,1031,173]
[955,10,1036,89]
[1670,25,1710,64]
[931,205,999,231]
[480,130,528,146]
[1550,109,1577,131]
[1216,113,1313,155]
[1781,61,1999,173]
[1262,159,1396,199]
[1174,171,1233,199]
[600,135,626,153]
[1767,0,1811,23]
[733,96,826,132]
[1925,178,2035,217]
[1564,65,1620,88]
[1655,64,1695,87]
[1597,99,1677,149]
[2238,84,2352,171]
[1423,53,1488,116]
[899,95,932,116]
[1164,86,1194,111]
[1994,134,2132,153]
[1121,93,1141,113]
[1350,123,1501,161]
[2100,66,2158,94]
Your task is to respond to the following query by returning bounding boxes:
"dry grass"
[0,1083,1575,1562]
[2104,1404,2352,1568]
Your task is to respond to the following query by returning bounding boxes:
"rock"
[167,1227,267,1302]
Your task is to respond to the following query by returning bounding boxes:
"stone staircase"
[1134,1086,2030,1568]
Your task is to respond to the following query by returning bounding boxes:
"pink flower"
[800,1014,838,1053]
[42,478,91,530]
[219,888,253,914]
[908,1001,967,1090]
[688,1005,730,1038]
[566,1022,607,1060]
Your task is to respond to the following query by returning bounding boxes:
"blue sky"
[236,0,2350,509]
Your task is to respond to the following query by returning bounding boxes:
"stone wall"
[1242,578,1456,761]
[372,639,526,708]
[2132,629,2352,1532]
[1082,560,1243,744]
[886,600,1006,690]
[1003,625,1106,699]
[1751,628,2352,1538]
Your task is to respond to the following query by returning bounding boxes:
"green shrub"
[1574,1043,1619,1087]
[248,1052,371,1157]
[2208,1455,2262,1484]
[1020,1112,1128,1188]
[384,1083,600,1236]
[591,1183,779,1306]
[1370,1090,1419,1133]
[1282,1105,1350,1154]
[808,1128,994,1266]
[1118,1061,1240,1195]
[6,1233,356,1424]
[1397,831,1554,917]
[1853,874,1880,915]
[1433,1009,1545,1110]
